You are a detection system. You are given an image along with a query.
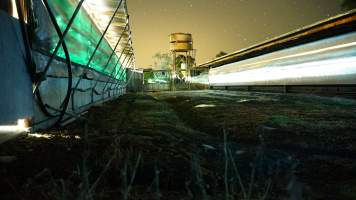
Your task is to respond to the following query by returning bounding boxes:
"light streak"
[209,56,356,85]
[213,41,356,74]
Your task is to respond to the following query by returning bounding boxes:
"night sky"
[126,0,346,67]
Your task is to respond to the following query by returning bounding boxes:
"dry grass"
[1,91,356,199]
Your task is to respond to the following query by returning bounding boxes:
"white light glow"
[28,133,51,139]
[209,57,356,85]
[27,133,81,140]
[11,0,19,19]
[17,119,27,129]
[194,104,216,108]
[222,42,356,72]
[237,99,250,103]
[0,119,30,133]
[83,0,129,54]
[0,125,28,133]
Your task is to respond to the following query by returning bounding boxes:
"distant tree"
[216,51,228,58]
[152,52,172,70]
[341,0,356,11]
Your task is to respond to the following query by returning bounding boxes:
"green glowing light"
[48,0,124,80]
[144,71,170,84]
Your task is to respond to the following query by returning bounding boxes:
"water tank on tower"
[169,33,193,52]
[169,33,195,90]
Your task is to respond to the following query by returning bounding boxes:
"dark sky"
[126,0,345,67]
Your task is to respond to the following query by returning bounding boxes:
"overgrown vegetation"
[1,91,356,199]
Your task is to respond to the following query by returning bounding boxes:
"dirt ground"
[1,90,356,199]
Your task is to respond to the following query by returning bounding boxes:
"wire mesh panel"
[35,0,128,80]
